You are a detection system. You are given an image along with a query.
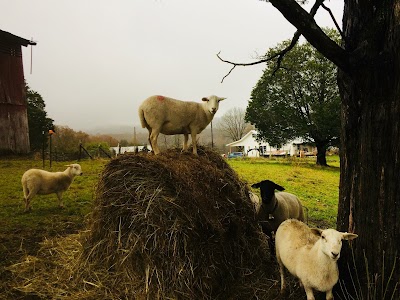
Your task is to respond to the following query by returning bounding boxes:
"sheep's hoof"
[279,286,288,298]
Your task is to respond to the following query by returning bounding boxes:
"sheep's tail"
[138,106,148,129]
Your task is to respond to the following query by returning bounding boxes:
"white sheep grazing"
[138,95,226,155]
[21,164,83,211]
[275,219,358,300]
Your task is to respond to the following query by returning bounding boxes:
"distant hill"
[83,121,241,154]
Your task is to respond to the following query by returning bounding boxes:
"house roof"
[226,130,308,147]
[0,29,36,47]
[226,130,257,147]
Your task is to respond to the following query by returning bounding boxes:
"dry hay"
[7,147,278,299]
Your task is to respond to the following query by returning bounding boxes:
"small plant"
[337,248,398,300]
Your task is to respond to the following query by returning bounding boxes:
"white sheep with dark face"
[138,95,226,155]
[275,219,358,300]
[21,164,83,211]
[251,180,304,251]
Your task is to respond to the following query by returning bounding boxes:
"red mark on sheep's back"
[157,95,165,101]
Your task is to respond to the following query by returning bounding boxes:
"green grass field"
[229,156,340,227]
[0,154,340,298]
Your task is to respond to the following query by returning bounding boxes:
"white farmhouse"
[110,144,152,156]
[226,130,316,158]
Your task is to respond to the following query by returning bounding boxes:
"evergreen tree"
[26,85,54,152]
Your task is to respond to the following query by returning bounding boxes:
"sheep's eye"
[321,235,326,240]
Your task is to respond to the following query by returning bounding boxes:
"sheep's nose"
[331,252,339,259]
[211,108,217,114]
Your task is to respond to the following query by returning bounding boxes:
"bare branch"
[321,3,344,39]
[272,0,324,73]
[218,0,329,82]
[269,0,349,72]
[217,51,281,83]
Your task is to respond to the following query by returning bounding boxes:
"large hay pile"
[8,147,278,299]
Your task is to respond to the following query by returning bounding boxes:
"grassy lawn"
[0,154,340,298]
[0,158,106,270]
[228,155,340,227]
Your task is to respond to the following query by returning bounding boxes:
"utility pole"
[133,126,137,145]
[211,121,214,148]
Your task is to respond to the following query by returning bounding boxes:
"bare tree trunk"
[315,141,327,166]
[267,1,400,298]
[336,2,400,298]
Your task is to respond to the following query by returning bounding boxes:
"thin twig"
[321,3,344,39]
[216,51,281,83]
[218,0,326,82]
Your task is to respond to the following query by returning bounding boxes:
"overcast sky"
[1,0,344,133]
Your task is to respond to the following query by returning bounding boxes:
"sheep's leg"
[24,196,33,212]
[24,196,31,212]
[22,185,30,211]
[267,232,276,256]
[150,129,161,155]
[183,133,189,151]
[304,285,315,300]
[190,132,197,155]
[147,128,152,150]
[325,289,333,300]
[23,186,36,212]
[276,252,286,294]
[56,191,64,208]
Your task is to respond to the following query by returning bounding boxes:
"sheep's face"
[67,164,83,176]
[312,228,358,261]
[251,180,284,205]
[202,95,226,115]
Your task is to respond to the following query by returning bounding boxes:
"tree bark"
[336,2,400,298]
[268,0,400,298]
[315,141,327,166]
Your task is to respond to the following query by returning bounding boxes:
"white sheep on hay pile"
[138,94,226,155]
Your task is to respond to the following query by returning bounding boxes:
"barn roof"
[0,29,36,46]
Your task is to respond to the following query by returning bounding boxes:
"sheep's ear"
[218,97,226,101]
[202,97,209,102]
[274,183,285,191]
[251,182,260,188]
[65,164,72,167]
[311,228,323,236]
[342,233,358,241]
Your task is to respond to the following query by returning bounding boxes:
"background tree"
[218,107,250,142]
[119,139,129,147]
[220,0,400,297]
[85,141,112,158]
[52,126,118,159]
[53,126,89,156]
[26,85,54,152]
[246,32,340,165]
[90,134,118,147]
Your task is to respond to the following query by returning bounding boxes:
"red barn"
[0,29,36,154]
